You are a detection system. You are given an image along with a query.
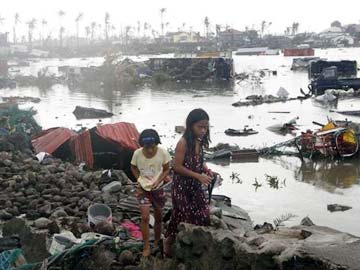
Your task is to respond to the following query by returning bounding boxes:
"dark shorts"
[136,186,166,209]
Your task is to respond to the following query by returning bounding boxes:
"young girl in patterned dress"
[164,108,214,256]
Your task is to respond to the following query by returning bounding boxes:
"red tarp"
[32,127,77,154]
[71,122,140,168]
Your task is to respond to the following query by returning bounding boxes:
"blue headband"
[141,137,157,145]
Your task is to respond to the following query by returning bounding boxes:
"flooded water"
[2,48,360,235]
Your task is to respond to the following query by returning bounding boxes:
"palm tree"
[291,22,299,36]
[0,15,4,32]
[90,22,97,42]
[85,26,90,44]
[137,21,141,37]
[111,25,116,39]
[13,13,20,44]
[58,10,66,46]
[104,12,110,41]
[75,13,83,48]
[26,18,37,49]
[160,8,166,36]
[59,27,65,46]
[41,19,47,47]
[143,22,149,37]
[204,16,210,38]
[182,22,186,31]
[125,25,132,44]
[285,27,291,36]
[261,21,272,37]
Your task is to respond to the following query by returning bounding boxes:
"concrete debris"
[73,105,114,119]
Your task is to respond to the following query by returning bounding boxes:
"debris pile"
[232,94,298,107]
[261,121,359,160]
[0,104,41,152]
[0,151,134,221]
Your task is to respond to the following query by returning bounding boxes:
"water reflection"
[296,159,360,190]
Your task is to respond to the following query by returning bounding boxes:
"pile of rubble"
[0,151,134,221]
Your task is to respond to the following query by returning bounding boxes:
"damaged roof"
[32,127,77,154]
[71,122,140,168]
[96,122,140,151]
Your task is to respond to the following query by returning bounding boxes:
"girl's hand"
[197,174,212,186]
[152,180,162,189]
[206,169,214,178]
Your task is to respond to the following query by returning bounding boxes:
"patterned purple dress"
[165,148,210,238]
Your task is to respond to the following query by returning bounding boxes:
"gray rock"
[210,215,229,230]
[118,250,135,266]
[210,207,223,219]
[34,217,51,229]
[0,209,13,220]
[50,208,68,219]
[102,181,122,193]
[3,159,13,167]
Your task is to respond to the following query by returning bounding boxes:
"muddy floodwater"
[3,48,360,235]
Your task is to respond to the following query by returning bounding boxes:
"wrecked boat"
[225,127,258,136]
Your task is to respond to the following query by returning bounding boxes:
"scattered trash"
[267,117,299,135]
[253,178,262,191]
[315,92,337,103]
[327,204,352,212]
[230,172,243,184]
[225,127,258,136]
[232,93,309,107]
[273,213,297,228]
[175,125,185,134]
[277,87,289,99]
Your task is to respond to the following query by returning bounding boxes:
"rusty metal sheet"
[95,122,140,151]
[31,127,77,154]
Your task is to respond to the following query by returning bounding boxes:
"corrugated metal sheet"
[70,130,94,168]
[32,127,77,154]
[95,122,140,151]
[70,122,139,169]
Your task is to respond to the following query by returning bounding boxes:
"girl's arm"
[152,162,170,188]
[173,138,212,185]
[131,165,140,180]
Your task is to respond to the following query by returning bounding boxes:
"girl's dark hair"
[183,108,210,152]
[139,129,161,147]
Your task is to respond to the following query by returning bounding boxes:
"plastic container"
[87,203,113,228]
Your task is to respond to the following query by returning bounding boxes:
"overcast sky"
[1,0,360,39]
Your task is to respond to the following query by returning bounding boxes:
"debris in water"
[327,204,352,212]
[73,106,114,119]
